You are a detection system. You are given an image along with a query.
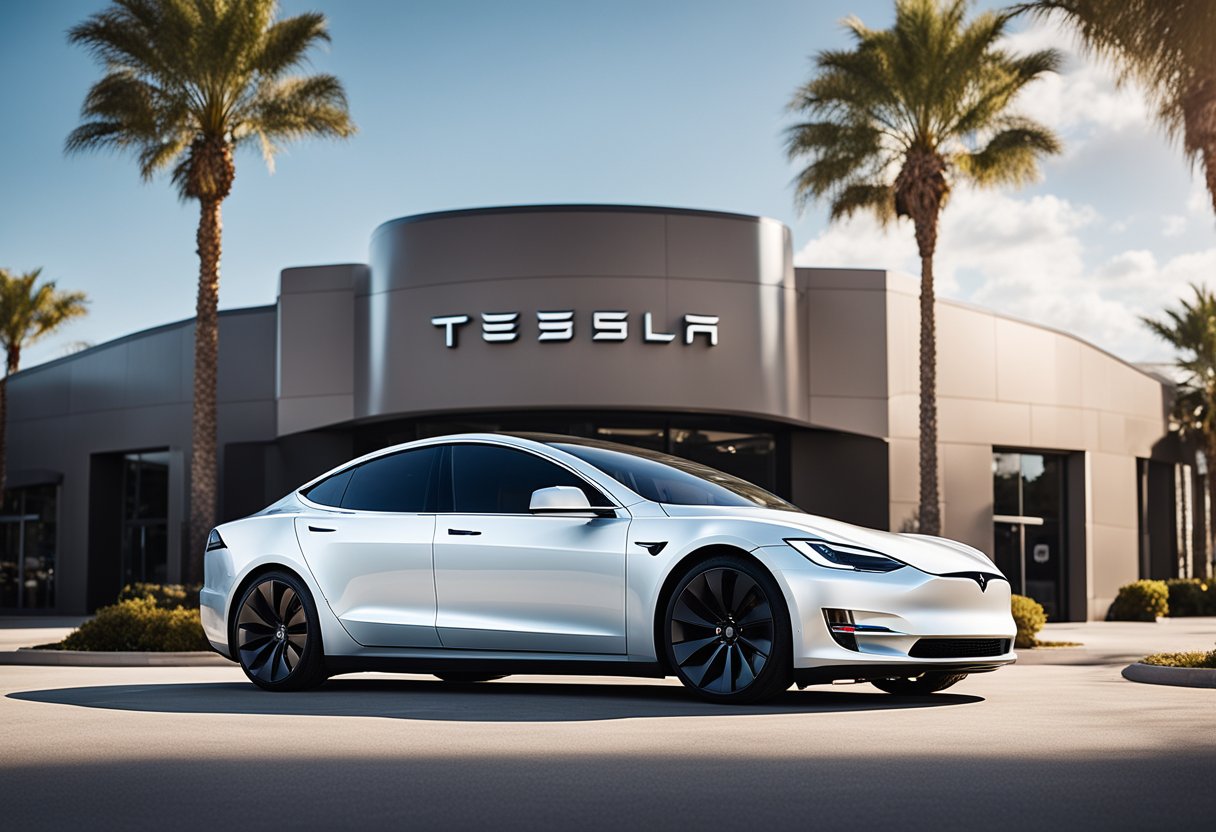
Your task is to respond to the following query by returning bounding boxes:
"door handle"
[448,528,481,536]
[308,525,336,533]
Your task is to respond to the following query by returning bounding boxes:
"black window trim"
[441,441,619,517]
[297,439,622,517]
[297,445,442,515]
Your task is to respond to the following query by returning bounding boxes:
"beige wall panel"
[1098,411,1127,453]
[885,290,920,397]
[938,397,1031,446]
[1089,453,1137,530]
[1030,405,1085,450]
[887,393,919,440]
[889,500,919,534]
[888,437,919,504]
[994,317,1057,405]
[1089,523,1139,614]
[808,395,888,438]
[806,288,888,399]
[942,442,995,555]
[937,303,996,400]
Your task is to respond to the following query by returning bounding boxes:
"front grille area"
[909,638,1011,659]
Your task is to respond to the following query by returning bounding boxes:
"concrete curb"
[1,649,231,667]
[1121,662,1216,688]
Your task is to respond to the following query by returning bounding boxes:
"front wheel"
[664,555,792,704]
[232,571,326,691]
[871,672,967,695]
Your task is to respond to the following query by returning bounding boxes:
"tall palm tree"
[66,0,356,580]
[1020,2,1216,216]
[1143,285,1216,569]
[786,0,1061,535]
[0,268,89,491]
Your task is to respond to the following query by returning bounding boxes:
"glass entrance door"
[993,452,1068,620]
[120,452,170,586]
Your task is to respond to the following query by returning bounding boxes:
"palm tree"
[66,0,356,580]
[1020,2,1216,216]
[786,0,1061,535]
[0,268,89,491]
[1143,285,1216,569]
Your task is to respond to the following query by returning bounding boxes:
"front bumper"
[754,545,1018,674]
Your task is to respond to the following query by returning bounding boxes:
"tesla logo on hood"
[430,311,719,348]
[943,571,1004,592]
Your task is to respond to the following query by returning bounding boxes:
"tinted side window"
[341,447,440,512]
[302,468,354,507]
[451,445,605,514]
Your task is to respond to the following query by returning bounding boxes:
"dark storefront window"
[121,451,170,586]
[404,414,783,496]
[0,484,59,609]
[993,452,1068,619]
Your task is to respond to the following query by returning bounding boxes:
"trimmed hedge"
[1164,578,1216,617]
[1108,580,1170,622]
[1011,594,1046,648]
[48,586,208,652]
[1142,649,1216,668]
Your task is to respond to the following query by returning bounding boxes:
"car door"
[433,442,630,654]
[294,446,442,648]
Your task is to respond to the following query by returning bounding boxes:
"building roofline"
[9,304,276,380]
[371,203,783,239]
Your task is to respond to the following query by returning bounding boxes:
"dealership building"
[1,205,1204,619]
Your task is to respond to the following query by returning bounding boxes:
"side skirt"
[324,656,667,679]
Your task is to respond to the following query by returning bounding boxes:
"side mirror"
[529,486,616,517]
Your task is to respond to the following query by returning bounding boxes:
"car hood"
[660,504,1000,576]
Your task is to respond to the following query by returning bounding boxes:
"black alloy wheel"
[665,556,792,704]
[870,672,968,695]
[233,571,326,691]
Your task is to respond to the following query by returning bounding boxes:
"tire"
[663,555,792,704]
[870,672,967,695]
[231,570,326,691]
[433,673,507,684]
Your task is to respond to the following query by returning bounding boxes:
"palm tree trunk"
[917,243,941,536]
[1206,433,1216,579]
[0,347,19,494]
[188,195,223,584]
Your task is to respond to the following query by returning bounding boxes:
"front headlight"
[786,539,906,573]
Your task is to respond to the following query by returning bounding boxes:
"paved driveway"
[1,619,1213,831]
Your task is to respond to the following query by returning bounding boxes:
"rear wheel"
[232,571,326,691]
[434,673,507,683]
[664,555,792,704]
[871,672,967,695]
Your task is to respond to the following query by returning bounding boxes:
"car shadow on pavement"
[7,676,982,721]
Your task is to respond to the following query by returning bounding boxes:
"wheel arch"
[226,562,316,658]
[650,543,783,674]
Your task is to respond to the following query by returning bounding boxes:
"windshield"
[523,434,800,511]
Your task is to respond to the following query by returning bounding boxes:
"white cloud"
[1163,215,1187,237]
[1001,21,1153,143]
[795,185,1216,363]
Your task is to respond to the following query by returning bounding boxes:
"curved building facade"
[1,205,1202,619]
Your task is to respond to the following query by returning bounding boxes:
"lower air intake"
[908,638,1011,659]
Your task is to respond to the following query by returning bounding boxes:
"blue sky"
[0,0,1211,368]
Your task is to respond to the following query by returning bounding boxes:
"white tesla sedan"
[201,433,1016,703]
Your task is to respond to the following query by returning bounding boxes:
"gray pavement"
[1,619,1213,831]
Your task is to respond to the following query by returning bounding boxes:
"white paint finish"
[433,514,629,654]
[293,514,441,649]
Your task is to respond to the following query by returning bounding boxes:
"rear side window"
[340,447,441,512]
[302,468,354,507]
[450,444,605,514]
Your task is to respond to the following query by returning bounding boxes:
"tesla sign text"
[430,311,720,348]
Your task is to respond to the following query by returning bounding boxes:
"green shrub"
[1142,649,1216,668]
[59,595,209,652]
[117,582,199,610]
[1107,580,1169,622]
[1011,594,1046,648]
[1164,578,1215,617]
